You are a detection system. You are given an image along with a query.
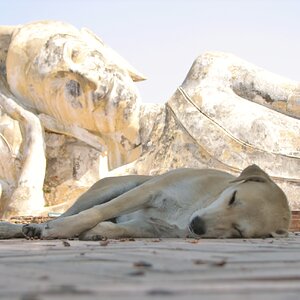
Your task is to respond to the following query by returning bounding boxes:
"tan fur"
[0,165,291,239]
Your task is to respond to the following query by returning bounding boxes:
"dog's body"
[19,165,290,240]
[0,165,291,239]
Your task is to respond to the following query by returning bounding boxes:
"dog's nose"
[189,216,206,235]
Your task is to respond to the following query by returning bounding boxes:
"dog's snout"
[189,216,206,236]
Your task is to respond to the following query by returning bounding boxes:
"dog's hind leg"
[0,175,152,239]
[60,175,152,217]
[22,179,165,239]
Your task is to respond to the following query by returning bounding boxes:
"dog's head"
[189,165,291,238]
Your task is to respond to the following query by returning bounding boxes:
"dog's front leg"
[22,184,157,239]
[78,220,157,240]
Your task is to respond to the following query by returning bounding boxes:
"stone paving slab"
[0,235,300,300]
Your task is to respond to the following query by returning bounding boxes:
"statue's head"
[6,21,145,168]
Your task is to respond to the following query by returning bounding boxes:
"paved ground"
[1,235,300,300]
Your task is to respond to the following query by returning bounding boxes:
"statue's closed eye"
[65,80,83,108]
[66,80,81,97]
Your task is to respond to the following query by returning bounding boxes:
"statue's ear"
[230,164,270,183]
[270,229,289,238]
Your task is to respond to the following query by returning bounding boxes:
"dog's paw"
[22,223,46,239]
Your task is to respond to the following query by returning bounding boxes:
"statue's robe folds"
[113,52,300,209]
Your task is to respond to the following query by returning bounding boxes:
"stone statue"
[0,20,299,218]
[0,20,145,217]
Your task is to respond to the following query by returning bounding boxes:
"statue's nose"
[189,216,206,235]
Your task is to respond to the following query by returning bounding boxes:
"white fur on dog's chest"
[145,205,195,230]
[119,187,205,232]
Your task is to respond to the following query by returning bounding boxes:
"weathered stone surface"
[43,132,107,207]
[0,21,299,217]
[112,53,300,209]
[0,20,144,216]
[5,20,144,169]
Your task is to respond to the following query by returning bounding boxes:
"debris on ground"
[2,216,54,224]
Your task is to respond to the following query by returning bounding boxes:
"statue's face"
[6,21,144,143]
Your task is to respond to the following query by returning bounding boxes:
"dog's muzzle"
[189,216,206,236]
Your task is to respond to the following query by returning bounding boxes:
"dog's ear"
[230,164,271,183]
[270,229,289,238]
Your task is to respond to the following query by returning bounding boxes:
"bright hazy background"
[2,0,299,103]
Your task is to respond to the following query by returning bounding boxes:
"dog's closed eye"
[228,191,237,206]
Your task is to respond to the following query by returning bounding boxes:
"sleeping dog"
[0,165,291,239]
